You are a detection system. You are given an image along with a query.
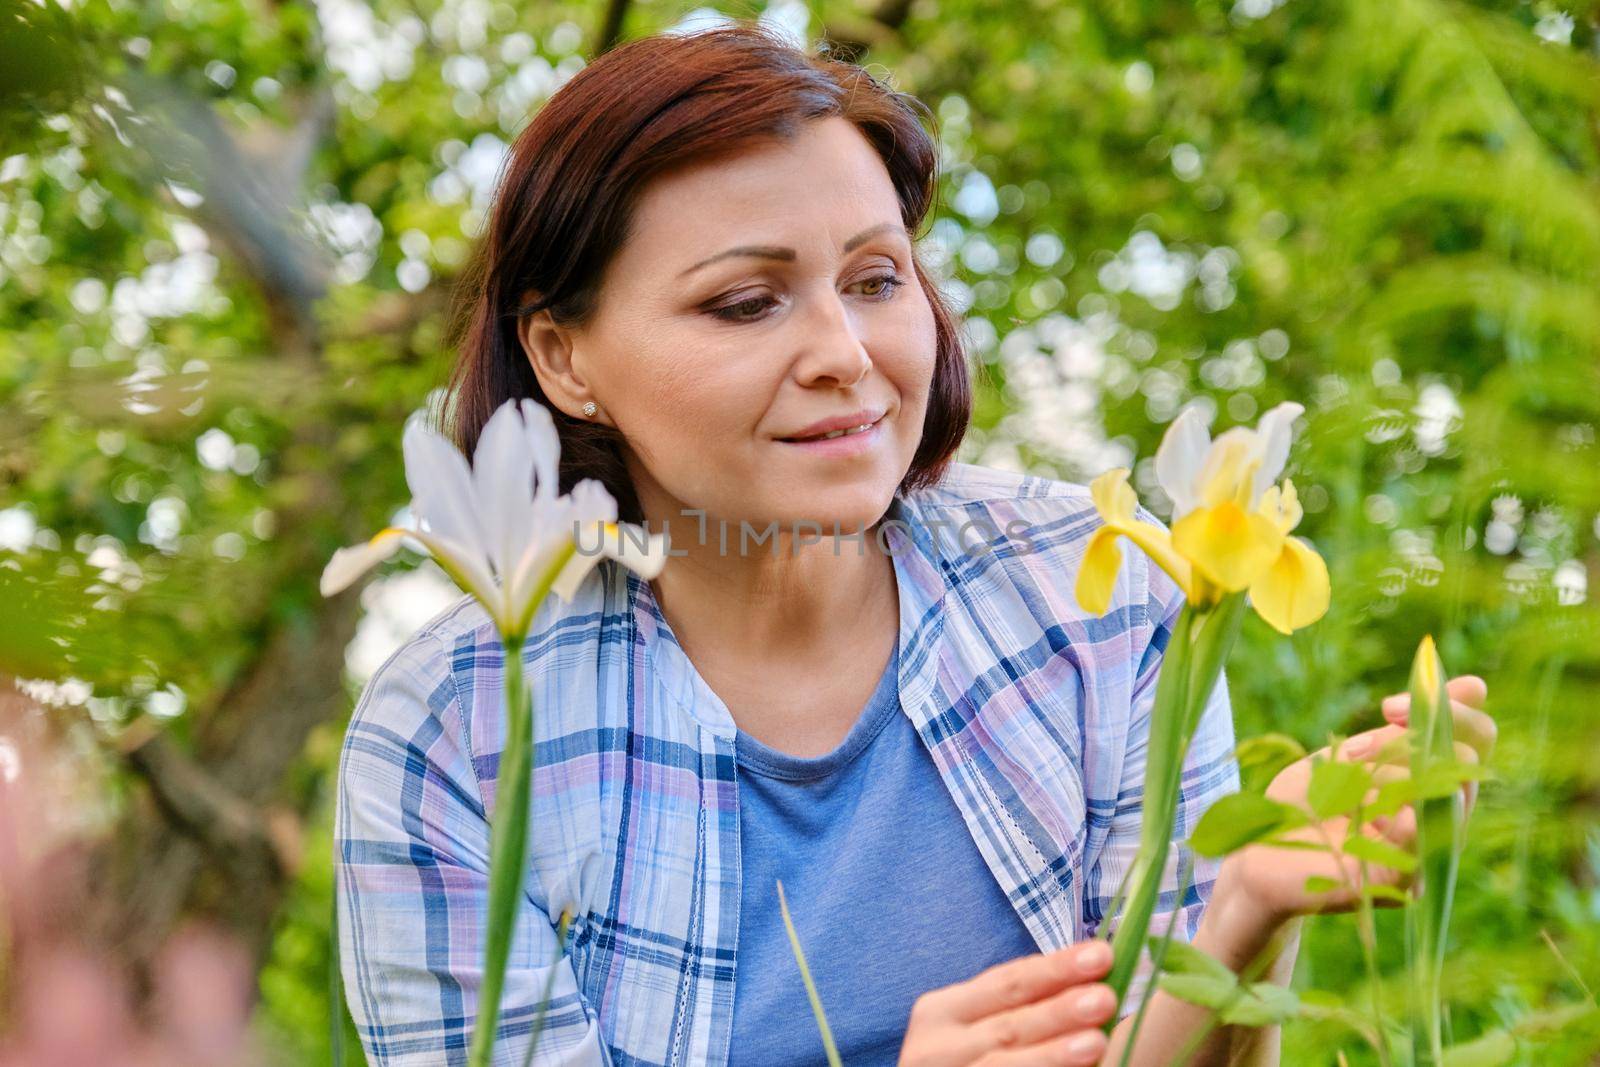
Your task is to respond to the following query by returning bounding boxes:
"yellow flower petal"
[1075,521,1196,617]
[1114,518,1195,599]
[1086,468,1196,593]
[1412,633,1441,705]
[1172,501,1284,592]
[1075,526,1124,615]
[1257,479,1304,535]
[1196,431,1260,509]
[1248,535,1330,634]
[1090,468,1138,523]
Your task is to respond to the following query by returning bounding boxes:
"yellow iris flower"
[1075,402,1330,635]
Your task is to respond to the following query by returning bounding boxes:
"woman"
[335,22,1496,1067]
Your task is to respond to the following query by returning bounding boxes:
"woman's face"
[527,116,938,540]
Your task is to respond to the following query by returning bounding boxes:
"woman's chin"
[754,487,900,544]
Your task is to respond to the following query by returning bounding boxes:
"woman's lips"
[775,414,885,457]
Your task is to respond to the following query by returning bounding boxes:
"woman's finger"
[1448,675,1489,708]
[1451,703,1497,761]
[1379,699,1497,761]
[973,1027,1108,1067]
[1371,804,1417,848]
[964,982,1115,1059]
[1337,724,1404,761]
[1381,675,1489,719]
[932,941,1111,1024]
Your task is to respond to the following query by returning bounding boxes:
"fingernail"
[1075,985,1114,1022]
[1076,940,1111,971]
[1344,736,1374,759]
[1069,1031,1104,1059]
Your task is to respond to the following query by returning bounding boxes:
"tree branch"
[820,0,918,61]
[592,0,632,57]
[122,733,286,880]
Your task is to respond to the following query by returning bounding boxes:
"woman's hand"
[1224,674,1497,928]
[898,939,1118,1067]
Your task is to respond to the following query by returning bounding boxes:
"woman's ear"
[516,303,602,422]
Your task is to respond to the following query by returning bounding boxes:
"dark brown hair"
[444,20,971,524]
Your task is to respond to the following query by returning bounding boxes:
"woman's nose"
[791,290,872,388]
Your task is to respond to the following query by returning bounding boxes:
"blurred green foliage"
[1,0,1597,1063]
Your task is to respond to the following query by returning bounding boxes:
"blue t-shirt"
[728,639,1042,1065]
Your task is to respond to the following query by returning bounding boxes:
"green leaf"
[1152,938,1237,984]
[1415,760,1489,798]
[1161,971,1301,1028]
[1258,834,1327,852]
[1191,792,1306,857]
[1235,733,1308,793]
[1296,989,1345,1009]
[1511,1001,1600,1035]
[1219,983,1302,1027]
[1158,972,1240,1012]
[1308,758,1375,819]
[1439,1030,1516,1067]
[1361,884,1412,904]
[1302,875,1343,894]
[1344,832,1419,873]
[1368,778,1419,818]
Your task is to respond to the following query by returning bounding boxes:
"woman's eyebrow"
[678,221,902,277]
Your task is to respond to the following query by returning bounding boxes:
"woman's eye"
[710,293,776,323]
[858,272,906,300]
[707,273,906,324]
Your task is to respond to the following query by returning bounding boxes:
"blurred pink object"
[0,725,263,1067]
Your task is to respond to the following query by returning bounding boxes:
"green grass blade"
[776,879,843,1067]
[520,910,574,1067]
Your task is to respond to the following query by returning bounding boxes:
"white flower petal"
[1251,402,1305,500]
[403,420,489,560]
[506,538,577,631]
[1155,406,1211,519]
[517,398,562,505]
[608,524,670,581]
[320,528,407,596]
[566,478,619,525]
[472,400,539,581]
[504,477,622,609]
[549,521,668,603]
[408,528,505,622]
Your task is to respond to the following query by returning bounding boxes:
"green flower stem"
[1407,642,1463,1067]
[466,544,577,1067]
[1104,593,1246,1030]
[1116,852,1196,1067]
[469,635,533,1067]
[1103,606,1194,1015]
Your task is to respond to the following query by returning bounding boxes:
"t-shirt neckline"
[734,640,901,783]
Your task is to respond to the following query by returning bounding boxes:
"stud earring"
[581,401,598,418]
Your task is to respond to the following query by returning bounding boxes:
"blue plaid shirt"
[335,461,1241,1065]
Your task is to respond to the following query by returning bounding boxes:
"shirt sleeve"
[335,630,611,1066]
[1081,552,1243,1024]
